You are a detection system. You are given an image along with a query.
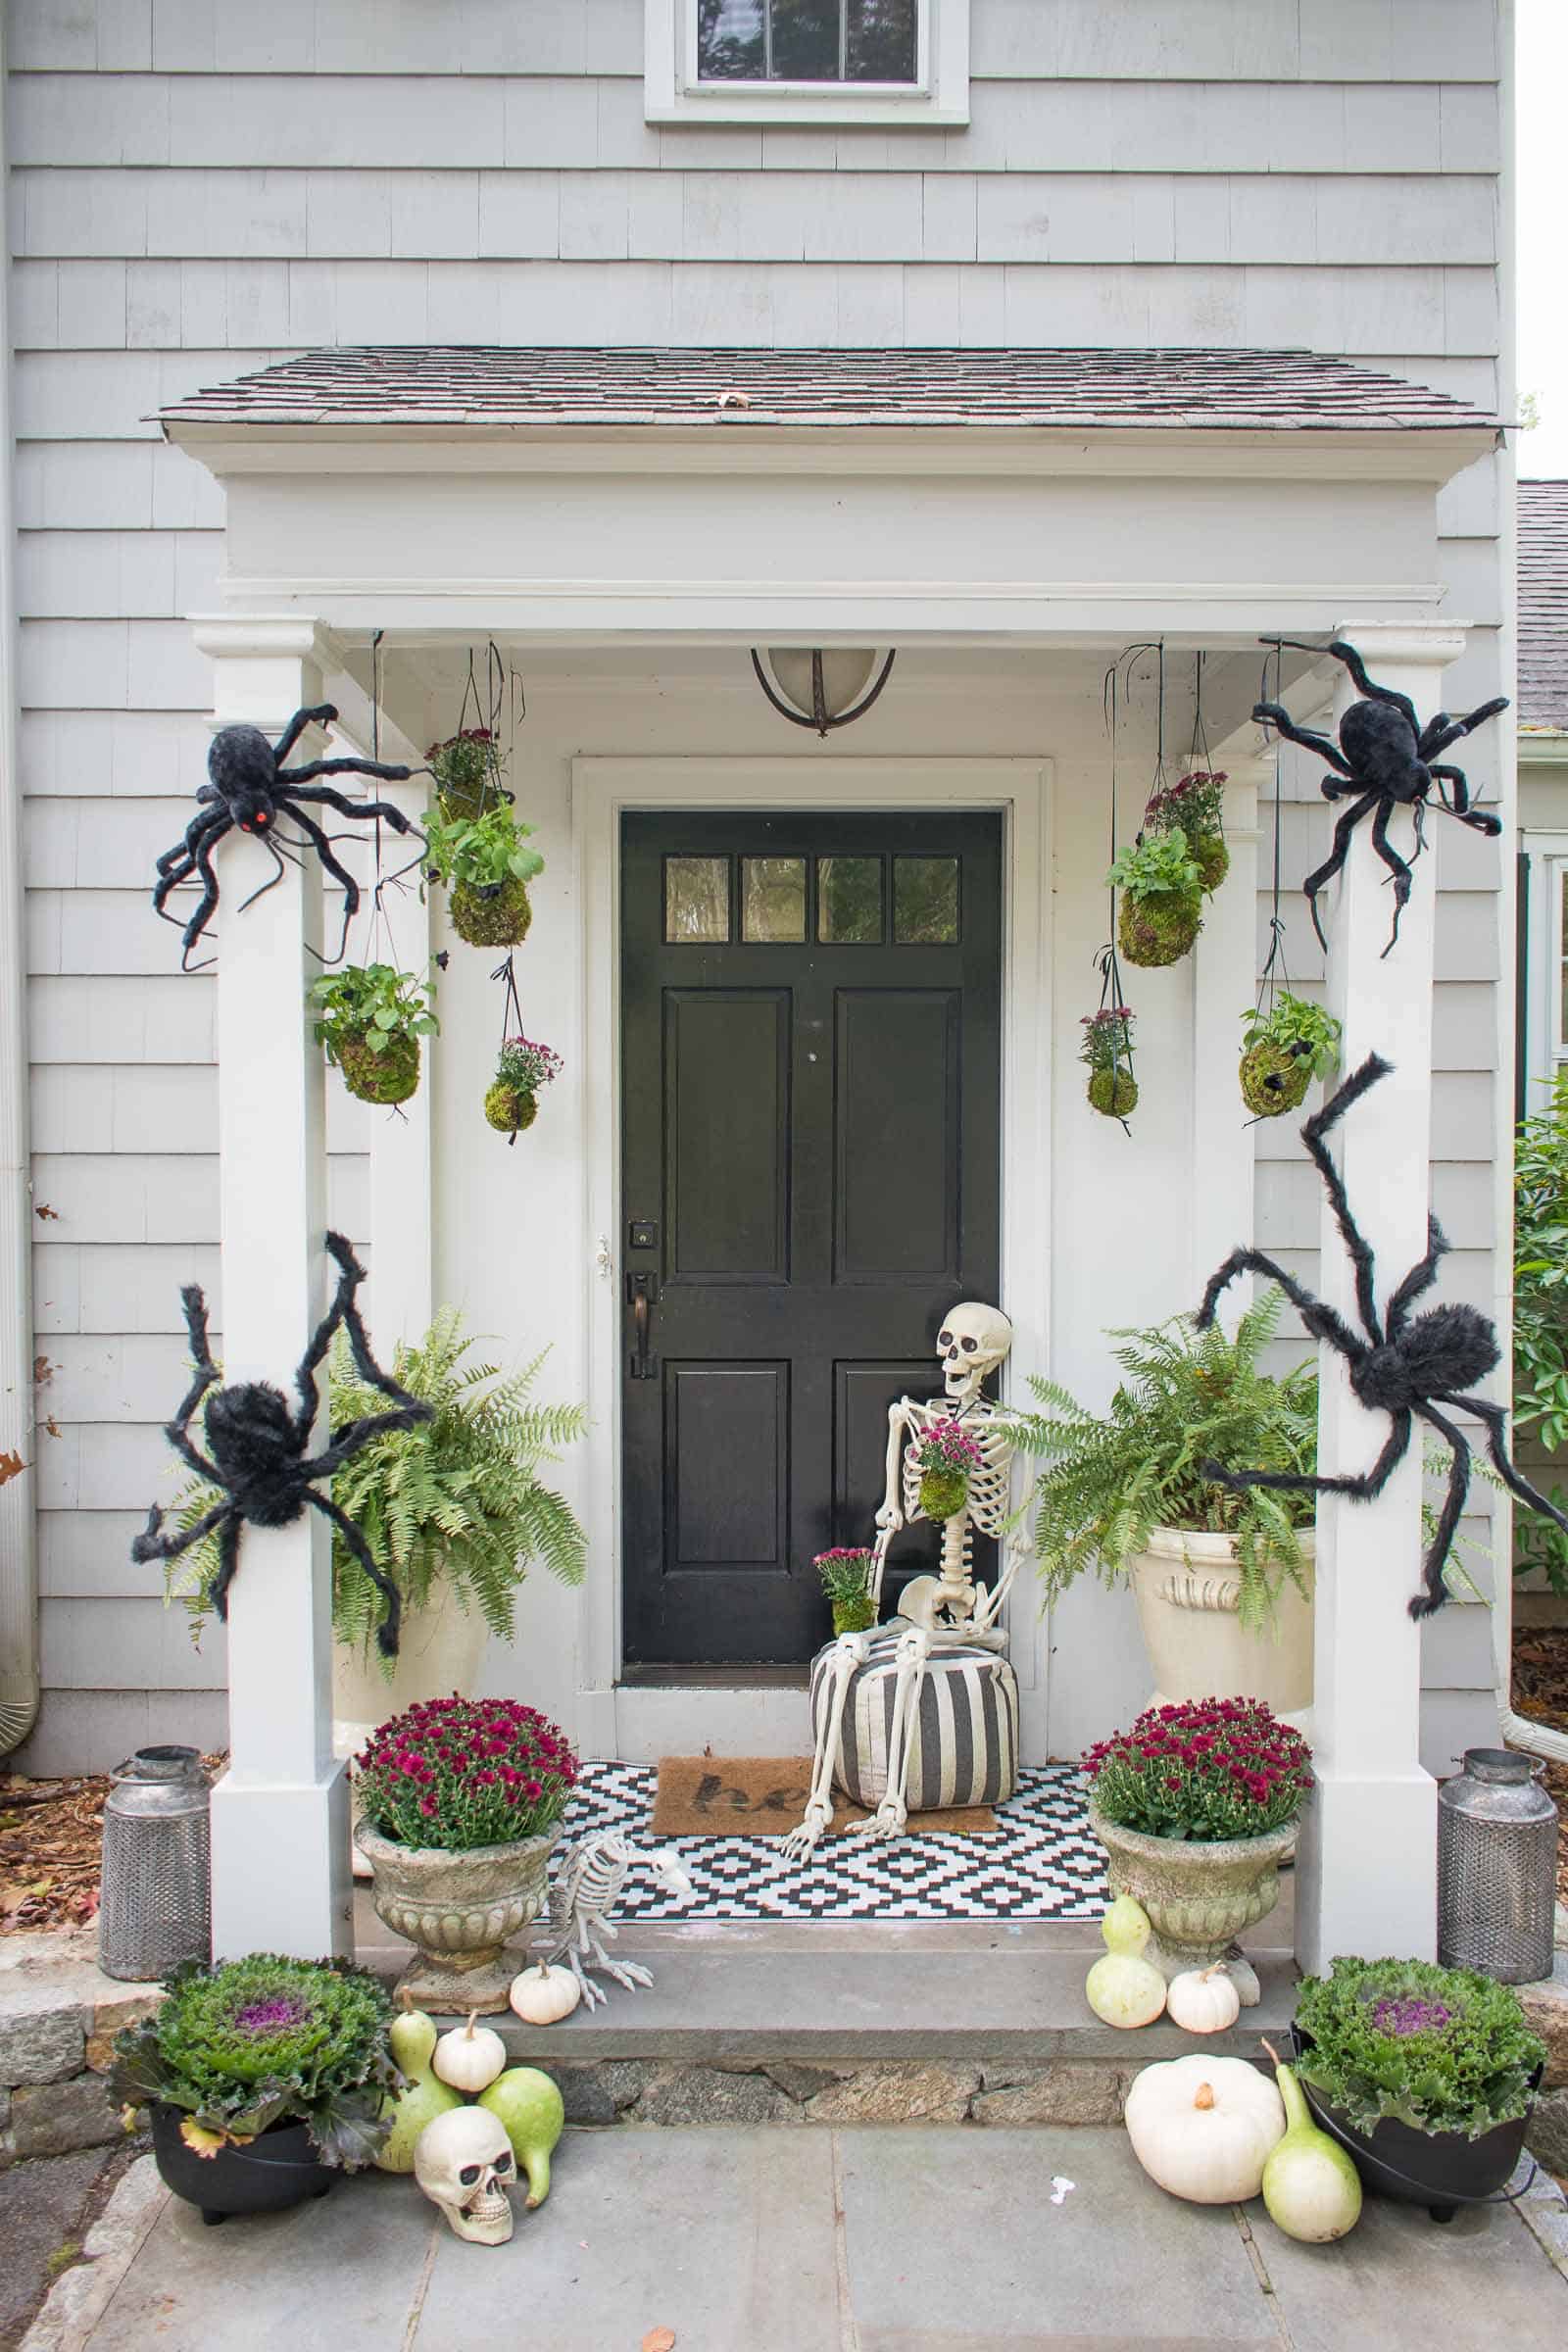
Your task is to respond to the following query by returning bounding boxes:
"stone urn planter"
[1128,1527,1314,1721]
[355,1823,558,2014]
[1089,1801,1298,1993]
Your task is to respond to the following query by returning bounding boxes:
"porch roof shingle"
[157,345,1497,436]
[1520,479,1568,733]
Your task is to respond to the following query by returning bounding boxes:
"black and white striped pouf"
[808,1627,1020,1813]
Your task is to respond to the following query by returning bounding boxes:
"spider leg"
[307,1490,402,1658]
[1439,789,1503,844]
[154,1283,223,1483]
[1409,1403,1471,1620]
[155,805,226,885]
[1417,697,1509,761]
[1299,1053,1393,1345]
[178,827,227,973]
[1195,1247,1369,1366]
[276,760,415,791]
[1324,641,1420,733]
[235,829,287,914]
[1250,702,1355,776]
[270,703,338,766]
[1301,790,1379,955]
[281,805,362,964]
[209,1513,244,1623]
[287,1233,359,1443]
[321,1229,432,1421]
[1200,1409,1412,1504]
[1385,1215,1449,1338]
[1368,795,1414,958]
[1446,1393,1568,1547]
[1426,761,1470,813]
[129,1495,233,1567]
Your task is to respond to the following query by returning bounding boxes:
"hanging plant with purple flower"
[486,1033,564,1137]
[357,1695,578,1852]
[1146,769,1229,894]
[912,1418,985,1523]
[1082,1696,1313,1842]
[1080,1005,1137,1121]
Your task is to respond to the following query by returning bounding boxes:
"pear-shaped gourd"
[1085,1895,1164,2027]
[1165,1962,1241,2037]
[432,2011,509,2095]
[1101,1894,1152,1957]
[1259,2039,1362,2243]
[374,1992,464,2174]
[477,2065,565,2209]
[1124,2055,1285,2204]
[509,1961,582,2027]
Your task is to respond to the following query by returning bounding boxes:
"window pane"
[697,0,918,85]
[697,0,765,78]
[818,857,882,942]
[743,857,807,941]
[847,0,915,79]
[894,857,959,943]
[771,0,840,78]
[665,856,730,943]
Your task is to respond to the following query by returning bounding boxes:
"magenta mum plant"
[356,1695,578,1851]
[913,1420,985,1478]
[1083,1696,1312,1842]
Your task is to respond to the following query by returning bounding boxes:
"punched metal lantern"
[1437,1747,1557,1985]
[98,1745,212,1982]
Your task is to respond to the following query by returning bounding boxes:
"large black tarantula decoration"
[153,704,420,971]
[1253,640,1508,957]
[1196,1054,1568,1620]
[130,1233,431,1657]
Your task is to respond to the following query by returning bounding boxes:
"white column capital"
[1329,621,1472,676]
[191,614,345,669]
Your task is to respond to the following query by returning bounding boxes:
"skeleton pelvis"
[808,1633,1019,1813]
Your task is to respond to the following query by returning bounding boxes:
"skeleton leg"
[783,1631,868,1862]
[585,1928,654,1993]
[850,1626,930,1842]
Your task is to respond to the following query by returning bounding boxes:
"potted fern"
[1239,995,1343,1119]
[1107,829,1204,968]
[421,803,544,949]
[1009,1290,1317,1713]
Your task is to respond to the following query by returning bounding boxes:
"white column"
[1295,622,1468,1973]
[195,619,353,1961]
[1190,755,1261,1309]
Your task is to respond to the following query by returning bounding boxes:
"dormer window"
[645,0,968,124]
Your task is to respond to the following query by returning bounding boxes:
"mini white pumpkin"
[1165,1962,1241,2037]
[1084,1950,1167,2030]
[1124,2055,1285,2204]
[509,1962,581,2027]
[432,2010,509,2094]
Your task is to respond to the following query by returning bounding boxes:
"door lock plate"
[628,1220,659,1251]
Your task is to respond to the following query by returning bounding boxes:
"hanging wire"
[492,953,528,1147]
[1187,648,1213,776]
[1254,638,1292,1020]
[1093,649,1147,1137]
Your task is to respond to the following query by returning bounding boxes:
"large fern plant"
[1009,1288,1317,1629]
[164,1310,587,1668]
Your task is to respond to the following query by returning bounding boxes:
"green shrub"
[1514,1065,1568,1592]
[1294,1956,1546,2139]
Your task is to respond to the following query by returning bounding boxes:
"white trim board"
[570,755,1052,1764]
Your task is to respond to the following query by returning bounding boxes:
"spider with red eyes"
[152,702,420,971]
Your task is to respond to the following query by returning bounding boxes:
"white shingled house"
[0,0,1523,1965]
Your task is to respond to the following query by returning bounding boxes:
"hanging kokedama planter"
[428,728,509,822]
[422,803,544,952]
[1147,770,1229,896]
[485,1034,564,1137]
[912,1419,984,1523]
[453,876,533,949]
[1080,1005,1137,1120]
[1238,996,1342,1119]
[1109,831,1204,968]
[309,963,439,1107]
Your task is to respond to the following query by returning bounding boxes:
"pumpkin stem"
[1200,1962,1228,1983]
[1194,2082,1215,2111]
[464,2010,478,2039]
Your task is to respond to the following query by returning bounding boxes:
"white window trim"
[644,0,969,126]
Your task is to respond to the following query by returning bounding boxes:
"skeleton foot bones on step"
[531,1832,693,2010]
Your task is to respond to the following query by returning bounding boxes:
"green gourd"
[373,1992,464,2174]
[1260,2039,1362,2243]
[477,2065,565,2208]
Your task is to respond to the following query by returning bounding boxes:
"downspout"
[0,6,38,1757]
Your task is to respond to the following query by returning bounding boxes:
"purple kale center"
[1371,1994,1453,2037]
[232,1996,309,2034]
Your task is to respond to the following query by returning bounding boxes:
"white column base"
[1294,1764,1437,1975]
[210,1762,354,1961]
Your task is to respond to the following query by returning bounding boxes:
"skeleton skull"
[414,2106,516,2245]
[649,1846,694,1904]
[937,1301,1013,1403]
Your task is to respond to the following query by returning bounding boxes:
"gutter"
[0,3,39,1757]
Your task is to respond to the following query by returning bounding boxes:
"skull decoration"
[414,2105,516,2245]
[937,1301,1013,1404]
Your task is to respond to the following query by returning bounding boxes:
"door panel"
[622,809,1002,1665]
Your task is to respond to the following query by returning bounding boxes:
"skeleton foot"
[597,1959,655,1993]
[782,1799,832,1863]
[848,1796,906,1843]
[568,1951,607,2010]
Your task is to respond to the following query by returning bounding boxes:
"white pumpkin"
[1085,1950,1167,2030]
[432,2010,509,2094]
[509,1963,581,2028]
[1124,2055,1285,2204]
[1165,1962,1241,2037]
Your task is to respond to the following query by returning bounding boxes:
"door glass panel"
[665,856,730,943]
[818,856,882,943]
[742,857,807,942]
[894,857,959,943]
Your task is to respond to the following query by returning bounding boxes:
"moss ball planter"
[452,878,533,949]
[918,1468,970,1521]
[1088,1068,1138,1119]
[485,1082,538,1134]
[1240,1042,1310,1118]
[336,1030,421,1106]
[1118,889,1203,969]
[831,1595,877,1636]
[1191,832,1230,894]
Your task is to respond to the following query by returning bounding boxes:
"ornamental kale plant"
[109,1953,398,2166]
[1294,1956,1546,2138]
[1083,1697,1312,1842]
[357,1695,578,1851]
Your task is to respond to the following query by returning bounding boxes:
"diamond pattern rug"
[553,1761,1105,1923]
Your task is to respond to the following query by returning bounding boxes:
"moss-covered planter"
[336,1030,420,1105]
[919,1468,970,1522]
[831,1594,876,1637]
[1117,890,1202,969]
[1191,832,1229,894]
[1240,1041,1311,1118]
[485,1082,539,1134]
[452,877,533,948]
[1088,1068,1138,1118]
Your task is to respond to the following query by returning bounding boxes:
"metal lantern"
[1437,1747,1558,1985]
[98,1745,212,1982]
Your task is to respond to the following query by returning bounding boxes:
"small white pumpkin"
[1165,1962,1242,2037]
[509,1962,581,2028]
[432,2010,509,2094]
[1124,2055,1285,2205]
[1084,1950,1167,2030]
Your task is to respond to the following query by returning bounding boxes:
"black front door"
[620,809,1002,1665]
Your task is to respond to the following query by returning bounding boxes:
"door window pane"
[697,0,916,83]
[894,857,959,943]
[818,857,882,943]
[665,856,730,943]
[742,857,807,942]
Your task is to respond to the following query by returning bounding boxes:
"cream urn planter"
[355,1824,558,2014]
[1128,1527,1314,1721]
[1090,1802,1298,1992]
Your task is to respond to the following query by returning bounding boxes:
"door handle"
[627,1272,659,1381]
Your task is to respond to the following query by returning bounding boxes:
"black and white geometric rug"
[554,1762,1106,1923]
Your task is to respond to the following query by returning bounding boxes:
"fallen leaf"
[33,1356,54,1387]
[642,2331,676,2352]
[42,1417,62,1440]
[0,1450,25,1486]
[33,1201,59,1220]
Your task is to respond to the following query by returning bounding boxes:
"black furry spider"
[153,703,420,971]
[130,1232,431,1657]
[1253,640,1507,957]
[1196,1053,1568,1620]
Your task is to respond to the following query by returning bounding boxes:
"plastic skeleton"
[533,1832,693,2010]
[785,1302,1026,1860]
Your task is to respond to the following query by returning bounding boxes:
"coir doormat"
[652,1755,998,1838]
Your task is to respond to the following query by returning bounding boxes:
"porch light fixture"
[750,647,897,737]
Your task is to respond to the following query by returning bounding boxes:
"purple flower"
[231,1995,308,2034]
[1372,1994,1454,2037]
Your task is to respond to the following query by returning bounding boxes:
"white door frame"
[571,756,1052,1760]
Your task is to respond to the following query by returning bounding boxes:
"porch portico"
[156,344,1505,1975]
